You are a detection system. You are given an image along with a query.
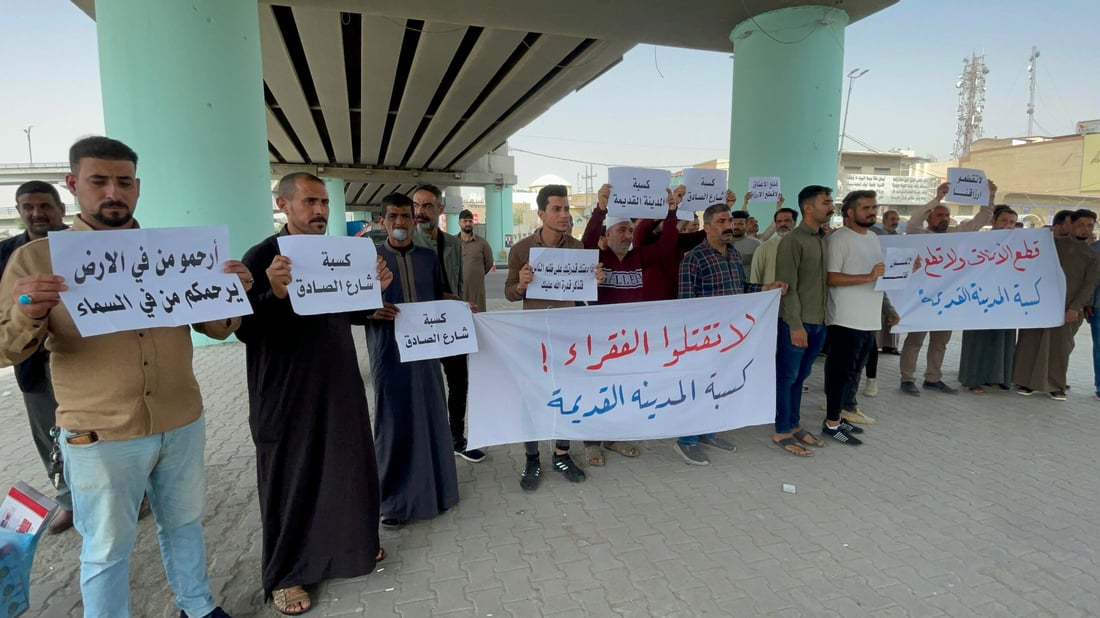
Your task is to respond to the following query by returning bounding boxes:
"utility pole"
[1026,46,1040,137]
[581,163,597,208]
[23,125,34,164]
[838,69,869,163]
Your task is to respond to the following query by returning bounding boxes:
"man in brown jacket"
[0,137,248,618]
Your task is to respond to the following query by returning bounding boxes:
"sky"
[2,0,1098,193]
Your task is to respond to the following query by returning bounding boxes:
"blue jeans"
[61,416,215,618]
[678,433,716,445]
[1091,312,1100,396]
[775,321,827,434]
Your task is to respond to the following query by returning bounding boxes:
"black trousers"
[824,325,876,422]
[440,354,469,447]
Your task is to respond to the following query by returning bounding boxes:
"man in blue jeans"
[676,203,787,465]
[0,137,247,618]
[773,186,863,455]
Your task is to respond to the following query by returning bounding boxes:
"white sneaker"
[863,378,878,397]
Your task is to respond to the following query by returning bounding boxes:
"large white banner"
[49,226,252,337]
[880,229,1065,333]
[840,174,938,206]
[467,291,780,449]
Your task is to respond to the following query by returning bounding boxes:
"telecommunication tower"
[1026,46,1040,137]
[952,53,989,158]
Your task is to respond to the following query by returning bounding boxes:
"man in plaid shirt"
[674,203,787,465]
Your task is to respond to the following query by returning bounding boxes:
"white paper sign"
[394,299,478,362]
[608,167,671,219]
[276,235,382,315]
[680,168,728,212]
[841,174,938,206]
[879,229,1065,332]
[749,176,781,202]
[946,167,988,205]
[467,291,780,449]
[875,247,919,292]
[49,226,252,337]
[526,247,598,302]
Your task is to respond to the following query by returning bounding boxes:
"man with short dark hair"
[411,185,484,462]
[676,203,786,464]
[821,190,901,446]
[1052,209,1074,237]
[1015,209,1100,399]
[898,180,996,396]
[773,186,849,453]
[367,193,460,519]
[239,173,391,614]
[457,208,493,313]
[505,185,602,489]
[729,210,762,270]
[0,137,245,618]
[0,181,72,533]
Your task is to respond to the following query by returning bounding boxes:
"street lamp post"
[838,69,869,162]
[23,125,34,165]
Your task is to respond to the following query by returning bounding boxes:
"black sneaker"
[520,459,541,492]
[552,454,586,483]
[822,423,863,446]
[180,608,232,618]
[838,420,864,434]
[456,448,487,462]
[381,517,404,528]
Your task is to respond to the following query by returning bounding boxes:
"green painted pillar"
[443,186,462,234]
[95,0,271,256]
[324,177,348,236]
[484,184,511,265]
[729,7,848,223]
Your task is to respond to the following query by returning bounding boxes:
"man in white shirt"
[823,191,901,445]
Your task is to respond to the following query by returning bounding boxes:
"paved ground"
[5,271,1100,616]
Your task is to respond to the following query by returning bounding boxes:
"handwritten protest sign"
[49,226,251,337]
[394,299,477,362]
[467,291,780,448]
[526,247,598,302]
[879,229,1065,332]
[680,168,728,214]
[608,167,671,219]
[276,235,382,315]
[749,176,781,202]
[875,247,919,292]
[946,167,988,205]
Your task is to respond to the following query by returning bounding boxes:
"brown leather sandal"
[273,585,311,615]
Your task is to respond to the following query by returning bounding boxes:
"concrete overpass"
[65,0,896,258]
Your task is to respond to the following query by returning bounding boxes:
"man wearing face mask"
[0,181,73,532]
[367,193,460,525]
[411,185,484,462]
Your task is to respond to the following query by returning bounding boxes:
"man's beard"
[776,229,791,237]
[461,225,473,234]
[93,211,133,227]
[417,218,435,231]
[855,218,876,228]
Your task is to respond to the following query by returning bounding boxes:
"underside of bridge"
[70,0,893,210]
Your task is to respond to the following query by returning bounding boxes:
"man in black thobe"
[238,173,391,615]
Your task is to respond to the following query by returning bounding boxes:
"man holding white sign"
[505,184,606,489]
[898,179,996,397]
[238,173,392,614]
[0,137,246,618]
[366,193,459,525]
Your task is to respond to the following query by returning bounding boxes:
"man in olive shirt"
[0,137,247,618]
[773,186,863,453]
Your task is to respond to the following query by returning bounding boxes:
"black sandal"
[774,437,813,457]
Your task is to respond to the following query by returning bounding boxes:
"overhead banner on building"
[467,291,780,449]
[841,174,938,205]
[879,229,1066,333]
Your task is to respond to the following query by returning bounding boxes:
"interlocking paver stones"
[6,277,1100,616]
